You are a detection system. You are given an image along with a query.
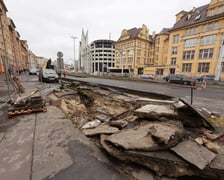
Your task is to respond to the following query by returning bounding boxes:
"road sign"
[57,51,63,58]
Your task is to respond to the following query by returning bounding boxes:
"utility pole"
[215,34,224,81]
[71,36,77,72]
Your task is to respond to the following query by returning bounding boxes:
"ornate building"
[165,0,224,80]
[116,1,224,80]
[114,24,154,75]
[145,0,224,79]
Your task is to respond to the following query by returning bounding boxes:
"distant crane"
[215,34,224,81]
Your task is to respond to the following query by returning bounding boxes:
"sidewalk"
[0,75,128,180]
[0,74,15,123]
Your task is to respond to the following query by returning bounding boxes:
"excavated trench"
[47,80,224,180]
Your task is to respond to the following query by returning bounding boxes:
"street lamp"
[70,36,77,72]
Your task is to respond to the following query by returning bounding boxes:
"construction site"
[0,74,224,180]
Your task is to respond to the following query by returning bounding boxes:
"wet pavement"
[0,75,130,180]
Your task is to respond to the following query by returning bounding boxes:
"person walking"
[201,77,207,89]
[63,69,67,77]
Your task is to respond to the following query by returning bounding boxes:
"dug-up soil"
[48,81,224,180]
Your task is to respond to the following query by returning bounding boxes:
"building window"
[136,57,140,64]
[128,57,133,64]
[184,38,197,47]
[201,35,216,45]
[128,49,134,55]
[137,49,141,56]
[210,8,215,16]
[173,35,179,44]
[203,22,219,32]
[155,38,160,45]
[220,62,224,72]
[185,27,198,36]
[122,58,126,64]
[218,6,224,14]
[182,63,192,72]
[171,57,176,65]
[183,50,195,60]
[137,42,141,47]
[199,48,214,59]
[198,63,210,72]
[172,47,178,55]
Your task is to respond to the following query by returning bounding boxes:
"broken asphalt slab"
[0,105,129,180]
[171,140,216,170]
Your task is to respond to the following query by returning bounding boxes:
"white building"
[90,39,115,73]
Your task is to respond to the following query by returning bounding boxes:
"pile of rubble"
[48,81,224,179]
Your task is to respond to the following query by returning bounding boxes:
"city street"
[0,75,131,180]
[66,75,224,117]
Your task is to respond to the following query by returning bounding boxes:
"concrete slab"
[134,104,177,119]
[210,145,224,171]
[0,114,35,180]
[83,124,119,136]
[32,106,75,180]
[106,125,158,151]
[106,122,186,151]
[171,140,216,170]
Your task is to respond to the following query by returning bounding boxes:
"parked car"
[166,74,195,85]
[140,74,154,80]
[29,68,38,75]
[163,74,185,82]
[38,69,59,83]
[196,75,215,82]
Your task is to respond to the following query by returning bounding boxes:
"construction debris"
[48,81,224,179]
[8,90,47,117]
[12,76,25,93]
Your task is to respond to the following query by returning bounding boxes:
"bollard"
[190,81,195,105]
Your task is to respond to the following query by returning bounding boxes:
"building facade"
[0,0,31,75]
[114,24,154,75]
[116,1,224,80]
[0,0,10,73]
[147,0,224,79]
[90,39,115,73]
[165,0,224,80]
[79,29,89,72]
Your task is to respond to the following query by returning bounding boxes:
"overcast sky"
[6,0,209,64]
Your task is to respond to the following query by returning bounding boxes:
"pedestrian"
[8,65,14,78]
[63,69,67,77]
[201,77,207,89]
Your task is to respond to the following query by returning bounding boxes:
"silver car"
[39,69,59,83]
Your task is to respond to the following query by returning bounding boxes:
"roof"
[170,4,214,31]
[0,0,8,12]
[158,28,170,35]
[8,17,16,28]
[117,27,152,42]
[127,27,141,39]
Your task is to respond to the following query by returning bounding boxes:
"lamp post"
[71,36,77,72]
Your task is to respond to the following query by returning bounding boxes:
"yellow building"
[114,24,154,75]
[116,0,224,80]
[20,40,29,71]
[144,28,170,77]
[166,0,224,79]
[0,0,10,73]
